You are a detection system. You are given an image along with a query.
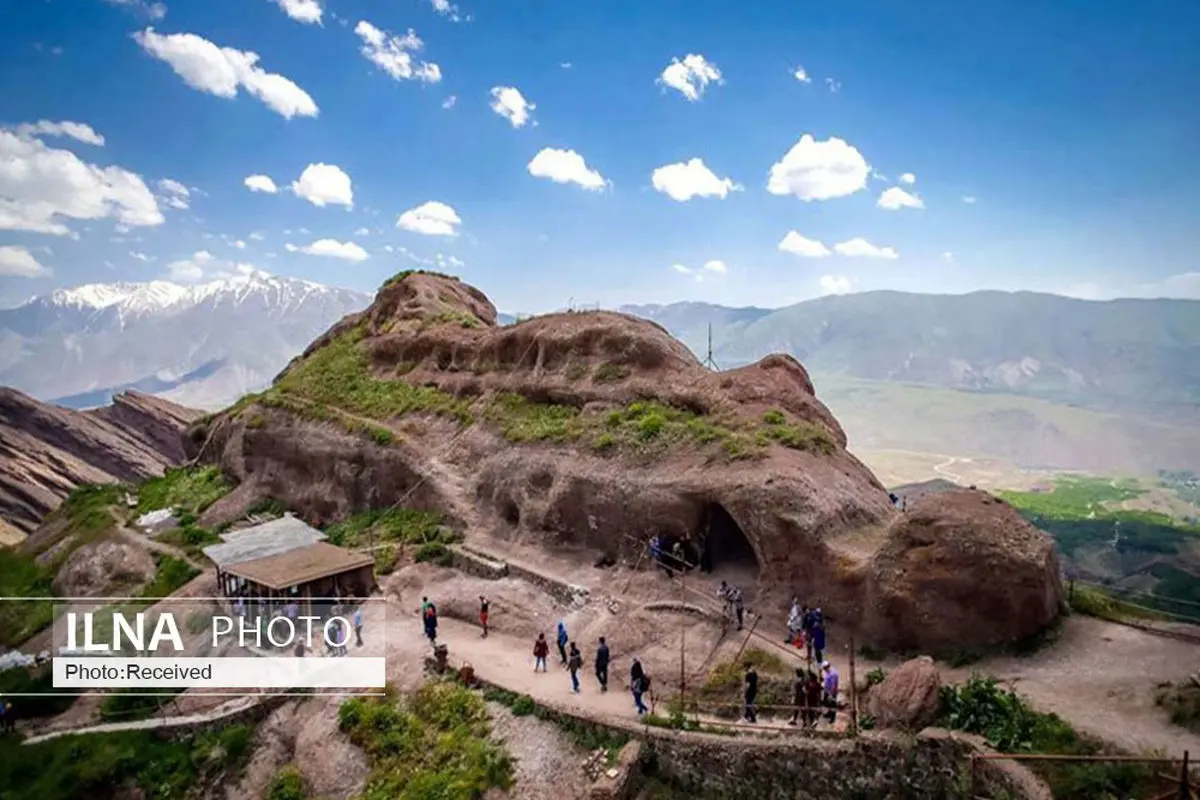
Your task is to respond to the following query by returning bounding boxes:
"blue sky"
[0,0,1198,312]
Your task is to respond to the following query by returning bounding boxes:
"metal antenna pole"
[702,323,719,371]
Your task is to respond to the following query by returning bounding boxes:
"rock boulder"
[866,656,942,730]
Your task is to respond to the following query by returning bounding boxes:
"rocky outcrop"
[190,272,1065,652]
[866,656,942,731]
[0,388,201,535]
[863,488,1066,651]
[51,537,158,597]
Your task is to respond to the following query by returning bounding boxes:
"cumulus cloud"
[244,174,278,193]
[133,28,318,119]
[0,127,163,236]
[650,158,740,202]
[102,0,167,21]
[130,251,152,261]
[0,246,52,278]
[164,249,215,282]
[962,195,977,204]
[792,66,812,84]
[767,134,870,201]
[527,148,608,191]
[396,201,462,236]
[672,264,692,274]
[285,238,369,261]
[271,0,322,24]
[834,238,898,259]
[778,231,831,258]
[489,86,535,128]
[290,163,353,207]
[658,54,721,101]
[354,21,441,83]
[14,120,105,146]
[249,230,266,240]
[899,172,916,185]
[877,186,924,211]
[430,0,463,22]
[819,275,854,295]
[442,95,457,109]
[157,177,190,209]
[702,260,727,274]
[354,227,370,236]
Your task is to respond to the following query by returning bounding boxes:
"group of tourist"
[529,623,653,712]
[785,598,827,665]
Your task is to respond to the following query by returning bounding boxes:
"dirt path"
[941,615,1199,755]
[114,525,204,571]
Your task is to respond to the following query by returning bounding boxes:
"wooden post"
[848,635,859,736]
[1180,750,1190,800]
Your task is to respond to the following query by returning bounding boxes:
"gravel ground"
[487,701,591,800]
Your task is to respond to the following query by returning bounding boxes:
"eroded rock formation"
[0,388,201,535]
[190,272,1065,652]
[866,656,942,731]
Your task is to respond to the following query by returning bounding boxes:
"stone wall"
[157,692,296,741]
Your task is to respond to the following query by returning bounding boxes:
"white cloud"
[133,28,318,119]
[430,0,463,22]
[290,163,353,208]
[434,253,465,270]
[0,128,163,236]
[271,0,322,24]
[157,177,190,209]
[14,120,105,146]
[489,86,535,128]
[442,95,457,109]
[102,0,167,21]
[560,62,572,69]
[396,201,461,236]
[899,172,916,185]
[702,260,727,274]
[877,186,924,211]
[249,230,266,240]
[354,21,441,83]
[354,227,370,236]
[819,275,854,295]
[286,238,369,262]
[650,158,740,202]
[244,174,278,193]
[778,231,831,258]
[130,250,152,261]
[767,134,870,201]
[527,148,608,191]
[825,77,842,92]
[834,238,898,259]
[658,54,721,101]
[234,239,246,249]
[962,195,977,204]
[164,249,215,282]
[0,246,52,278]
[942,251,955,263]
[792,66,812,84]
[671,264,691,274]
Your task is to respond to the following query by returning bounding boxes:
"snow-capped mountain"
[0,270,371,410]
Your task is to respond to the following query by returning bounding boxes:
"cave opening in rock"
[699,503,760,581]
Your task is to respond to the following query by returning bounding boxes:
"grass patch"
[0,722,255,800]
[273,325,472,425]
[0,549,55,647]
[938,675,1161,799]
[246,498,288,517]
[1154,680,1200,734]
[380,269,459,289]
[698,648,794,719]
[374,544,399,575]
[267,765,307,800]
[424,309,480,329]
[137,555,200,600]
[758,410,837,454]
[338,681,514,799]
[593,363,630,383]
[135,466,232,516]
[156,524,222,561]
[323,508,447,549]
[58,483,124,538]
[486,393,582,443]
[99,687,186,722]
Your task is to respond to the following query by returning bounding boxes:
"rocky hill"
[189,271,1065,651]
[0,387,200,537]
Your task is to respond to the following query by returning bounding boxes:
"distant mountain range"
[0,270,368,410]
[619,292,1200,420]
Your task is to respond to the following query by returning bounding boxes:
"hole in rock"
[501,500,521,527]
[699,503,760,583]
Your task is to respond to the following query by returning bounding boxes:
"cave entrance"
[699,503,760,582]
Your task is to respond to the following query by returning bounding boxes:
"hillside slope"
[0,388,200,535]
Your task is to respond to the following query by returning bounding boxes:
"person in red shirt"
[479,595,490,638]
[532,633,549,672]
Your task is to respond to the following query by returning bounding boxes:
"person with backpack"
[629,656,649,715]
[423,601,438,644]
[532,633,549,672]
[594,636,610,692]
[555,620,569,666]
[567,642,583,693]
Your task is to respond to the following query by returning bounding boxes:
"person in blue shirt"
[556,620,569,666]
[353,605,364,647]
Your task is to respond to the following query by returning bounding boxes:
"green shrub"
[866,667,888,687]
[762,409,786,425]
[510,694,536,716]
[136,466,232,515]
[593,363,630,383]
[593,432,616,452]
[324,508,445,549]
[267,765,307,800]
[137,555,200,601]
[0,549,55,647]
[414,541,452,566]
[1155,680,1200,733]
[369,426,394,446]
[635,412,666,441]
[374,545,399,575]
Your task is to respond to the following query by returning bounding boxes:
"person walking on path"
[803,670,822,728]
[479,596,490,638]
[822,661,840,724]
[594,637,610,692]
[353,605,364,647]
[533,633,549,672]
[556,621,569,666]
[788,667,805,726]
[731,585,745,631]
[718,581,734,623]
[567,642,583,693]
[787,598,803,645]
[629,656,649,715]
[812,618,827,666]
[423,601,439,645]
[742,662,758,723]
